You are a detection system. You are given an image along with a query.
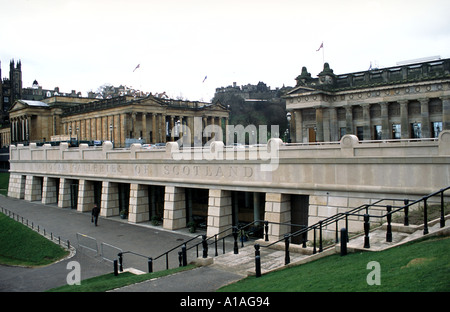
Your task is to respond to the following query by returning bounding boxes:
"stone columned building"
[284,58,450,143]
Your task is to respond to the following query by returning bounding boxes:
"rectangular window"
[374,125,382,140]
[339,127,346,139]
[356,126,364,141]
[411,123,421,139]
[432,122,442,138]
[392,124,401,139]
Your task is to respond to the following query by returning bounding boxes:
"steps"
[201,215,450,277]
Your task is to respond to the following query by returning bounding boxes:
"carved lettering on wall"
[163,165,254,179]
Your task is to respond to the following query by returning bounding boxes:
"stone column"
[264,193,291,241]
[120,113,127,147]
[315,107,324,142]
[152,113,157,143]
[131,113,137,139]
[362,104,371,140]
[8,174,25,199]
[329,107,338,142]
[400,100,409,138]
[163,186,186,230]
[77,180,95,212]
[24,176,42,202]
[442,96,450,131]
[170,116,175,141]
[207,189,232,237]
[142,113,147,143]
[161,114,166,143]
[380,102,390,140]
[294,110,302,143]
[345,105,353,135]
[129,184,149,223]
[42,177,58,205]
[419,98,430,138]
[100,181,119,217]
[58,178,72,208]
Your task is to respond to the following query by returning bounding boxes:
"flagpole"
[322,43,325,65]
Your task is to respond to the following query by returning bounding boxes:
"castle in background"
[215,81,291,102]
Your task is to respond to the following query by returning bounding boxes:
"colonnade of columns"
[10,115,31,143]
[291,96,450,143]
[8,174,298,241]
[62,113,228,147]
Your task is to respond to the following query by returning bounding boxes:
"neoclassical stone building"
[8,94,229,147]
[284,58,450,143]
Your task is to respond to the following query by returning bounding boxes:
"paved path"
[0,195,243,292]
[1,194,448,293]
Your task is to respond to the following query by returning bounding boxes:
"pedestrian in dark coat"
[91,204,100,226]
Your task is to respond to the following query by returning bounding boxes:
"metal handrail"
[254,186,449,277]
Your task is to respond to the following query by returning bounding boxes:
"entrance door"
[308,128,316,142]
[70,183,79,209]
[290,195,309,244]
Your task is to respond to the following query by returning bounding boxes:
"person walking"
[91,204,100,226]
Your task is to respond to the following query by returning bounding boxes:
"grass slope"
[0,213,68,266]
[218,236,450,292]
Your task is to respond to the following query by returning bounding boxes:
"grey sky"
[1,0,449,101]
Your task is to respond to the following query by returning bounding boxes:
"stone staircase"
[204,215,450,277]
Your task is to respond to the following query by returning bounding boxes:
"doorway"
[290,195,309,244]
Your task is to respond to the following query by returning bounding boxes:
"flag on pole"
[316,42,323,52]
[133,64,140,72]
[202,75,207,83]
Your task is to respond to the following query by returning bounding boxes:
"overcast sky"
[1,0,449,102]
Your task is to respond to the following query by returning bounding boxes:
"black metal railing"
[115,219,300,274]
[115,186,449,277]
[254,186,450,277]
[0,206,73,250]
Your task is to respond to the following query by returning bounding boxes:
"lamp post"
[286,112,291,143]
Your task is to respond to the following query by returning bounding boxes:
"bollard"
[114,259,118,276]
[364,214,370,248]
[182,244,187,266]
[403,199,409,226]
[148,258,153,273]
[178,251,183,267]
[255,244,261,278]
[284,234,290,265]
[340,228,348,256]
[118,253,123,272]
[202,234,208,258]
[386,205,392,242]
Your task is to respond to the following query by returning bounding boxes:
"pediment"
[285,85,318,95]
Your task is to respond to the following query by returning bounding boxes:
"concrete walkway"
[1,194,448,292]
[0,195,243,292]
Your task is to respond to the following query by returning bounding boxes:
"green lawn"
[0,212,69,266]
[218,235,450,292]
[47,265,196,292]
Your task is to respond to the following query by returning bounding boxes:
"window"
[339,127,346,139]
[392,124,401,139]
[411,123,421,139]
[374,125,382,140]
[356,126,364,141]
[432,122,442,138]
